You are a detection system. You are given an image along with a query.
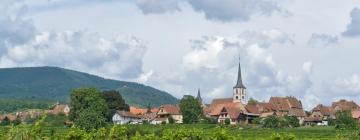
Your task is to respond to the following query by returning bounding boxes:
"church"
[203,59,260,124]
[201,59,306,125]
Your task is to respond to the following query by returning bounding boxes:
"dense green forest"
[0,67,178,107]
[0,99,54,114]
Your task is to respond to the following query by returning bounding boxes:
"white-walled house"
[112,111,142,125]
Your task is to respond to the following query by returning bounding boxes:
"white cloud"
[335,74,360,94]
[147,30,314,104]
[187,0,283,22]
[136,0,182,14]
[308,33,338,47]
[343,8,360,37]
[0,31,147,80]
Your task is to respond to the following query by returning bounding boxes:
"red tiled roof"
[256,102,276,112]
[209,102,246,118]
[289,108,306,117]
[116,111,140,118]
[245,105,260,114]
[209,98,233,108]
[331,99,360,111]
[287,97,303,109]
[220,103,245,119]
[130,106,158,115]
[269,97,290,111]
[312,104,332,116]
[158,105,180,115]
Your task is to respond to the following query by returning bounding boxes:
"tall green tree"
[146,103,152,113]
[179,95,203,124]
[247,98,258,105]
[102,90,129,121]
[335,110,357,130]
[69,87,108,131]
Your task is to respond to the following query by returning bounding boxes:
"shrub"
[263,115,281,128]
[168,116,175,124]
[283,116,300,128]
[334,110,357,130]
[224,118,231,125]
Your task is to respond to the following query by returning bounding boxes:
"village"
[1,60,360,128]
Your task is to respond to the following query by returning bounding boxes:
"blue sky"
[1,0,360,109]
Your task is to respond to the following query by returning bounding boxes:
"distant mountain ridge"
[0,66,178,107]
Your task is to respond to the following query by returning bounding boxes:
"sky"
[1,0,360,110]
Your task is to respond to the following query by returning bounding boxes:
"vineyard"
[0,123,358,140]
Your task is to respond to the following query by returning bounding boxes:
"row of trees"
[69,88,129,131]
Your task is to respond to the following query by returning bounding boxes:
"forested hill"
[0,66,178,107]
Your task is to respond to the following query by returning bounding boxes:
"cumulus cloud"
[148,30,314,104]
[136,0,182,14]
[187,0,283,22]
[0,31,146,80]
[335,74,360,95]
[0,1,148,81]
[308,33,338,47]
[0,0,36,52]
[343,8,360,37]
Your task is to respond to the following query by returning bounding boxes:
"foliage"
[69,87,108,131]
[168,116,175,124]
[0,123,353,140]
[146,103,152,114]
[263,115,281,128]
[0,99,54,114]
[0,67,178,107]
[199,117,217,124]
[102,90,129,121]
[270,133,296,140]
[247,98,259,105]
[334,110,357,130]
[283,116,300,128]
[45,113,68,126]
[252,117,261,125]
[224,118,231,125]
[179,95,203,124]
[0,117,10,126]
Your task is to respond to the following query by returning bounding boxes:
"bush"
[283,116,300,128]
[168,116,175,124]
[334,110,357,130]
[263,115,281,128]
[224,118,231,125]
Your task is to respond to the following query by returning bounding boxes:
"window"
[242,96,244,99]
[236,96,238,99]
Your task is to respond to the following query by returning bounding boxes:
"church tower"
[196,88,203,105]
[233,59,246,103]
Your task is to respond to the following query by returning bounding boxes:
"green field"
[0,124,354,140]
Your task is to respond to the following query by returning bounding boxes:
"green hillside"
[0,67,178,107]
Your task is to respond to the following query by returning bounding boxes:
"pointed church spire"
[234,57,246,89]
[196,88,202,102]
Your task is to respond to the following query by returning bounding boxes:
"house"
[331,99,360,112]
[130,106,158,115]
[303,117,324,126]
[112,111,142,125]
[142,112,157,123]
[268,96,306,124]
[352,110,360,121]
[47,103,70,116]
[205,60,258,124]
[154,104,182,124]
[310,104,333,120]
